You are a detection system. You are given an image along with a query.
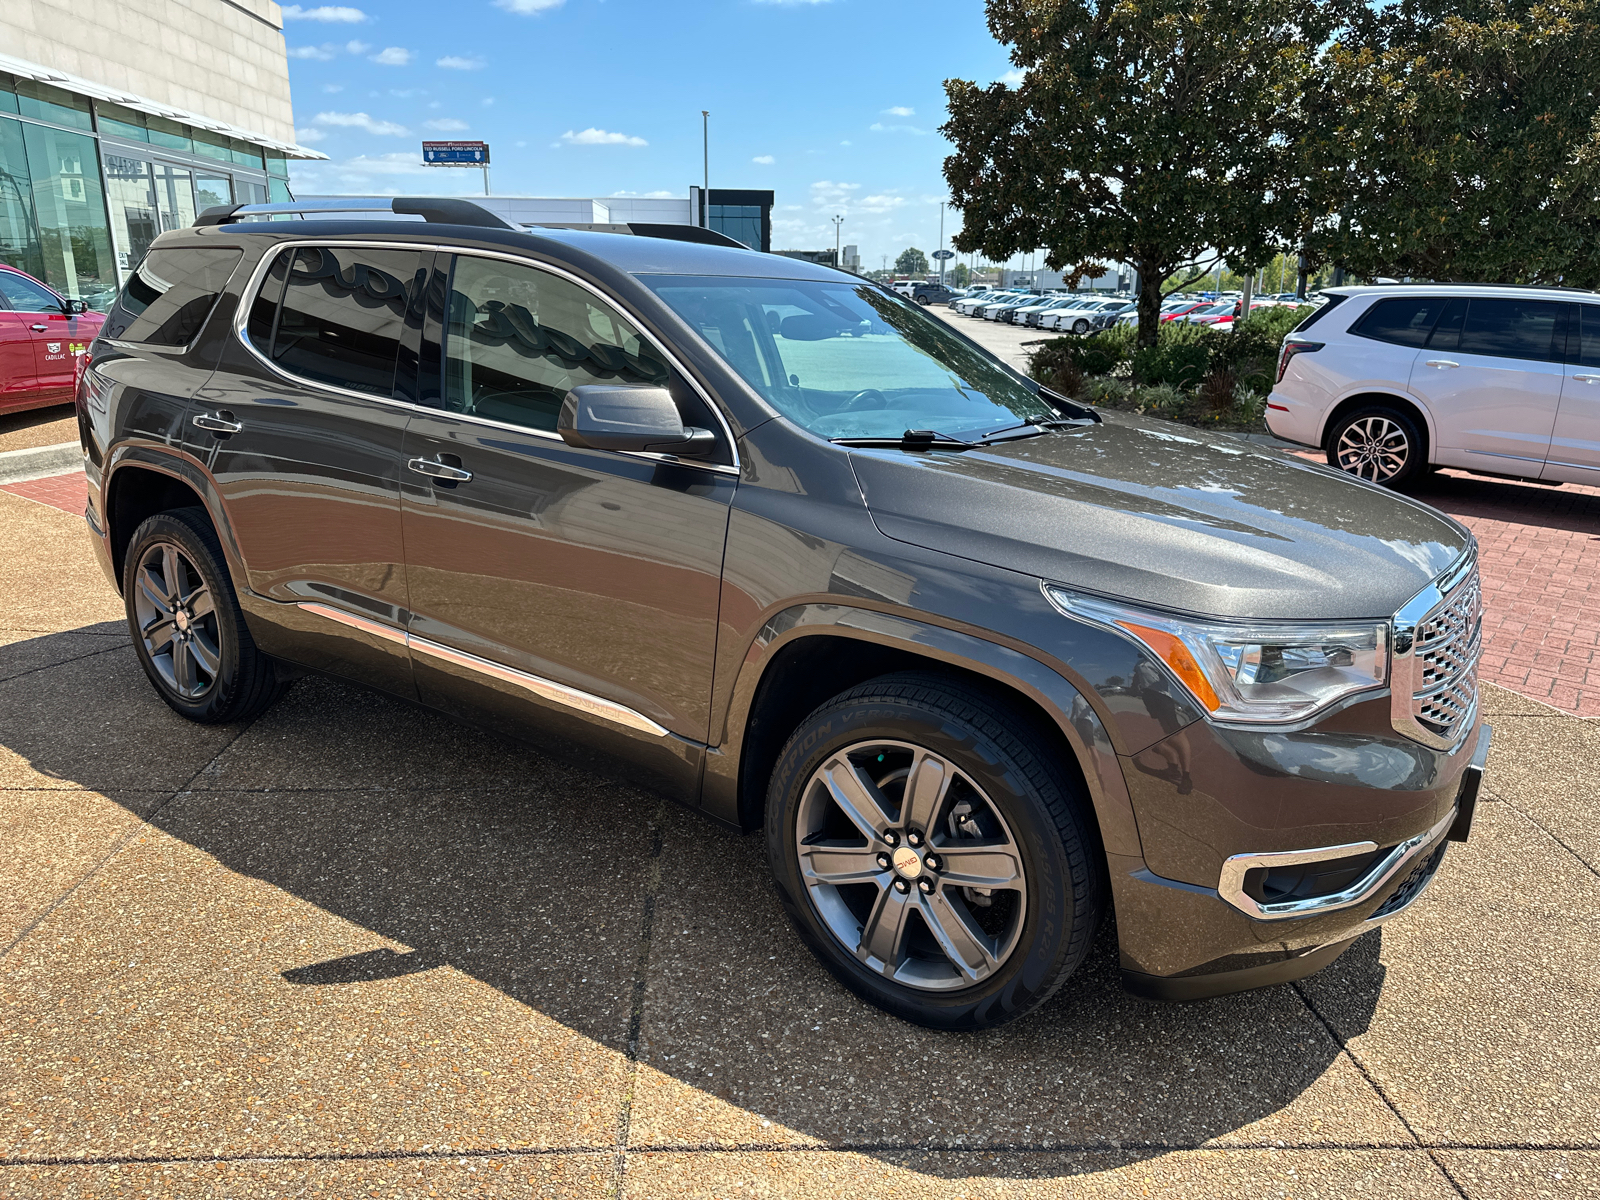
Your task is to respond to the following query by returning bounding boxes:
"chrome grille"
[1391,554,1482,750]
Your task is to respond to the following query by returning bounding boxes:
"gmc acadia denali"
[77,198,1490,1029]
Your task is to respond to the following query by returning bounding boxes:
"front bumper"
[1115,718,1490,1002]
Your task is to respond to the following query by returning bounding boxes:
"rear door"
[189,241,428,697]
[0,305,39,409]
[1545,302,1600,485]
[0,270,79,404]
[1409,295,1568,473]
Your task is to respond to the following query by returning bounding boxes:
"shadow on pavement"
[0,627,1389,1167]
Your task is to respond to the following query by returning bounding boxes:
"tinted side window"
[442,255,671,434]
[245,249,291,356]
[1458,298,1568,362]
[1574,305,1600,368]
[0,271,63,314]
[267,246,426,397]
[1425,297,1468,350]
[1351,296,1448,347]
[102,248,243,345]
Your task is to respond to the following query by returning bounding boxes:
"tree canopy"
[1306,0,1600,286]
[943,0,1347,345]
[896,246,931,275]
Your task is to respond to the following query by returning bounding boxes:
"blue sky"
[281,0,1022,268]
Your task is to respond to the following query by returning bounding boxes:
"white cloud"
[1000,68,1025,86]
[482,97,495,106]
[561,127,647,146]
[369,46,413,66]
[515,140,528,147]
[287,45,337,60]
[870,122,929,135]
[283,5,367,20]
[314,110,410,136]
[424,118,469,131]
[322,83,345,92]
[882,106,915,117]
[752,154,775,164]
[810,180,861,207]
[436,55,484,69]
[494,0,564,12]
[346,39,371,54]
[839,139,851,146]
[859,194,907,213]
[610,190,677,198]
[294,127,328,144]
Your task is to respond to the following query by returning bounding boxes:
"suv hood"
[848,410,1471,621]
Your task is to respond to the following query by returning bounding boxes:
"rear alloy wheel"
[1072,318,1090,335]
[124,507,290,724]
[766,673,1104,1030]
[1327,405,1425,489]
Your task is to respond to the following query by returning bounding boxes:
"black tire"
[1325,404,1427,489]
[123,506,289,724]
[916,295,931,305]
[765,672,1105,1031]
[1072,318,1089,335]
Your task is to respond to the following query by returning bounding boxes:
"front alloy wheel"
[796,740,1026,990]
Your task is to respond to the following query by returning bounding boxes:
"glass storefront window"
[192,131,233,163]
[264,151,289,178]
[96,103,150,144]
[21,122,116,308]
[0,74,19,116]
[15,80,93,132]
[709,204,763,252]
[146,116,192,154]
[153,164,196,234]
[230,140,265,170]
[268,177,293,203]
[238,180,268,205]
[105,154,160,273]
[0,116,46,283]
[194,174,232,213]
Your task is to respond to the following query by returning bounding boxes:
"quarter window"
[1456,298,1568,362]
[1351,297,1450,347]
[247,246,427,397]
[102,247,243,345]
[441,255,671,434]
[1573,305,1600,368]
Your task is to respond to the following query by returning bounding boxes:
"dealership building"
[0,0,323,310]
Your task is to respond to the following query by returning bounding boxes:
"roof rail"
[194,197,515,230]
[524,221,748,250]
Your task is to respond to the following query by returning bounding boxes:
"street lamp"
[937,201,945,286]
[831,214,844,270]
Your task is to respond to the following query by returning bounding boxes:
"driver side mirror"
[558,384,716,457]
[63,299,90,314]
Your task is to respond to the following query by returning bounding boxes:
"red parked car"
[0,265,104,415]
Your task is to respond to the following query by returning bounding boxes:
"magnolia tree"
[943,0,1350,347]
[895,246,931,275]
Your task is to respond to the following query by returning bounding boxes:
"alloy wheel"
[1336,416,1410,483]
[794,740,1027,991]
[132,541,221,700]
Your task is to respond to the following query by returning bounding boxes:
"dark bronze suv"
[78,198,1490,1030]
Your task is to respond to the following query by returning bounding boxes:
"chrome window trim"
[1217,805,1457,921]
[295,601,669,737]
[97,246,249,357]
[229,238,739,476]
[1391,549,1481,752]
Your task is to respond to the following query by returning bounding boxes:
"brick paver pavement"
[6,464,1595,717]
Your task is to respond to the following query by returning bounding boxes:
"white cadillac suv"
[1268,284,1600,489]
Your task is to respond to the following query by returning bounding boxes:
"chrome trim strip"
[1217,805,1457,921]
[294,602,669,737]
[229,238,740,476]
[407,635,671,737]
[297,601,409,647]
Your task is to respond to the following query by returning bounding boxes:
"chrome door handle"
[30,323,48,332]
[192,412,242,434]
[1423,360,1460,369]
[407,456,473,482]
[1574,373,1600,384]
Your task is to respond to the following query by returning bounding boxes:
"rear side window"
[1292,293,1346,332]
[102,247,242,345]
[1351,296,1449,347]
[1456,298,1568,362]
[1573,304,1600,367]
[245,246,427,397]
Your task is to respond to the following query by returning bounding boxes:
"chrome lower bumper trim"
[295,601,669,738]
[1218,805,1458,922]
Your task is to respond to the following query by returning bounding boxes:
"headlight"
[1045,586,1388,723]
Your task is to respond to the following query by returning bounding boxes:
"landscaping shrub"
[1212,304,1313,392]
[1197,364,1241,415]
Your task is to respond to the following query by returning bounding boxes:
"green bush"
[1026,326,1135,384]
[1213,304,1313,392]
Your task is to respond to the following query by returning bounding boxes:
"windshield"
[645,274,1060,441]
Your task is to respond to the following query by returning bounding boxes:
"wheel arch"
[707,605,1141,861]
[1320,390,1434,463]
[103,449,244,595]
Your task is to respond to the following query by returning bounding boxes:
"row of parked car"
[942,286,1321,335]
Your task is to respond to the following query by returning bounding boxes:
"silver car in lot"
[1268,283,1600,489]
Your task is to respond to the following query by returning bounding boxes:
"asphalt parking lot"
[2,405,1598,1197]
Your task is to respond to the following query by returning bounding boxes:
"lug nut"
[907,830,923,848]
[893,878,910,894]
[917,877,933,894]
[923,854,940,872]
[876,853,891,870]
[883,830,899,847]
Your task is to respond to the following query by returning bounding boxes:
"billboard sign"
[423,141,490,165]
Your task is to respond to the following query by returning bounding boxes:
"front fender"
[704,601,1141,859]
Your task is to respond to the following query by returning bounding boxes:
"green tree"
[895,246,930,275]
[942,0,1348,347]
[1305,0,1600,285]
[949,262,972,288]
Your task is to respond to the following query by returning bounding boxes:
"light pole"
[937,201,945,286]
[701,111,709,192]
[831,214,844,270]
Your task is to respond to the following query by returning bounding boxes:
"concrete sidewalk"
[1,489,1597,1199]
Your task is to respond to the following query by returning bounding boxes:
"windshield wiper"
[831,429,975,452]
[975,417,1093,442]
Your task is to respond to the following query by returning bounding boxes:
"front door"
[1411,296,1569,474]
[190,242,430,697]
[1544,301,1600,486]
[399,251,736,801]
[0,270,85,404]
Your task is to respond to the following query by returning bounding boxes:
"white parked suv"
[1268,284,1600,489]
